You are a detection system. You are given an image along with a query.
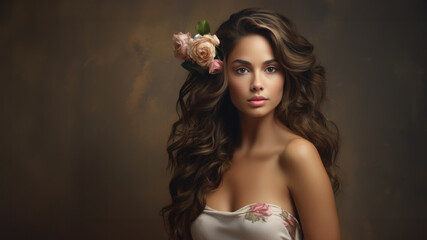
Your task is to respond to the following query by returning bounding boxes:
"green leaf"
[195,20,210,35]
[181,61,205,74]
[244,212,259,223]
[181,61,196,71]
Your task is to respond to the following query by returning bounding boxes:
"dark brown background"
[1,0,426,239]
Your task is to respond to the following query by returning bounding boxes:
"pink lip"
[248,96,268,107]
[248,96,267,101]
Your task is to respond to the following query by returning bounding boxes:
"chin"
[241,109,274,118]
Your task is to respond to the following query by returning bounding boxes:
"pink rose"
[208,59,223,74]
[284,218,295,227]
[188,34,220,68]
[250,203,272,217]
[287,215,295,227]
[172,32,192,61]
[283,212,295,227]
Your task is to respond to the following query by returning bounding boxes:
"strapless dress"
[191,202,302,240]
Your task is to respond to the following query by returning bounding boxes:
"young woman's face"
[226,34,285,119]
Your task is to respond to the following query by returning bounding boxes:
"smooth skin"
[205,34,341,239]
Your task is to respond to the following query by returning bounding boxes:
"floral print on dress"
[280,209,297,240]
[243,203,272,223]
[243,203,299,240]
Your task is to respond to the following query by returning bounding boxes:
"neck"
[237,111,281,152]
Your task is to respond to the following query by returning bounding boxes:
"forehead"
[228,34,275,63]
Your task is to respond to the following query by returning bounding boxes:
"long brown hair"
[160,8,341,240]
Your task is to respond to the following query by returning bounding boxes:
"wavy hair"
[160,8,341,240]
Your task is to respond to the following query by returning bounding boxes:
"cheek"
[275,81,284,96]
[228,79,246,102]
[270,77,285,102]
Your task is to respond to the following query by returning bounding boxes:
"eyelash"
[234,66,279,74]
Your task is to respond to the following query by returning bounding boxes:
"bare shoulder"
[282,137,318,158]
[280,137,342,240]
[279,137,322,171]
[279,137,329,198]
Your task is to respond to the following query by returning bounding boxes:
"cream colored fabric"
[191,203,302,240]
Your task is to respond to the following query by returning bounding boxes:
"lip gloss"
[248,99,267,106]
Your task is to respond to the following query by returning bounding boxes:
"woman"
[161,8,341,240]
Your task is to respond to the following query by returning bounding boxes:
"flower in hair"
[172,32,192,61]
[172,20,223,74]
[209,59,223,74]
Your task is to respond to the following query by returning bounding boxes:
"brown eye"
[266,66,278,73]
[235,67,249,74]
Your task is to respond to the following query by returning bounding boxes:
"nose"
[250,71,264,91]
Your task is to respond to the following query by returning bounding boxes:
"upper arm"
[282,138,341,240]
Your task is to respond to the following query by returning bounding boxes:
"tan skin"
[205,34,341,240]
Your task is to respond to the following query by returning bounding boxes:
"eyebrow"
[231,59,278,65]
